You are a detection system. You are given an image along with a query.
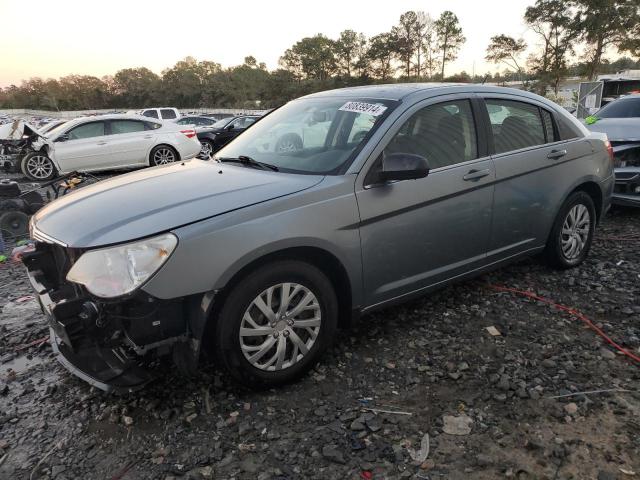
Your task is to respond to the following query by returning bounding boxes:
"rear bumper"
[22,242,204,393]
[612,169,640,208]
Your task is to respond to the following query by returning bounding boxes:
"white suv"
[138,108,181,122]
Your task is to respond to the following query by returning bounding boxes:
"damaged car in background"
[22,84,613,392]
[0,119,44,173]
[585,94,640,207]
[3,114,201,181]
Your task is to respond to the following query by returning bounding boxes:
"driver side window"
[384,100,478,169]
[67,122,105,140]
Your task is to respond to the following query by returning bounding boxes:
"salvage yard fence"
[0,108,269,119]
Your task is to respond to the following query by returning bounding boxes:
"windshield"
[39,121,65,134]
[212,117,233,128]
[45,121,72,138]
[596,97,640,118]
[215,97,397,174]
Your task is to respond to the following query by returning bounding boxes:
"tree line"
[1,0,638,111]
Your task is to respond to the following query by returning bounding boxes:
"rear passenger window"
[486,100,545,154]
[556,115,582,140]
[143,110,159,119]
[161,109,177,119]
[110,120,145,134]
[384,100,478,169]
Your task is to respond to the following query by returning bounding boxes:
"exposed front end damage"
[21,240,210,393]
[0,120,47,173]
[611,141,640,206]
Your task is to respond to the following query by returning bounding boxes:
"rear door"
[356,95,495,307]
[479,94,593,260]
[105,119,156,166]
[52,121,108,172]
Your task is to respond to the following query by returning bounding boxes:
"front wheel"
[543,191,596,269]
[21,152,57,181]
[198,139,214,159]
[149,145,178,166]
[212,260,338,387]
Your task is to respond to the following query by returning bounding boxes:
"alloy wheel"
[276,139,300,153]
[560,204,590,260]
[199,141,213,158]
[153,148,176,165]
[239,282,321,371]
[25,155,54,179]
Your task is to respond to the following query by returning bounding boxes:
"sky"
[0,0,539,88]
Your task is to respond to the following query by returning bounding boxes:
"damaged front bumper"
[611,142,640,207]
[22,241,211,393]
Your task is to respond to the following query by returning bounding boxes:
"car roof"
[64,113,158,127]
[301,83,548,103]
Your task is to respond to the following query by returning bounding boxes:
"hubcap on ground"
[153,148,176,165]
[26,155,53,179]
[239,282,321,371]
[560,204,590,260]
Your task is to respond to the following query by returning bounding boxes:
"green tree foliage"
[572,0,640,79]
[279,34,338,81]
[485,35,528,84]
[434,11,466,78]
[525,0,576,94]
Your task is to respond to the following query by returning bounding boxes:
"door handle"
[96,141,107,146]
[143,135,153,139]
[547,149,567,160]
[463,169,491,181]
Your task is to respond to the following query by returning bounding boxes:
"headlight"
[66,233,177,298]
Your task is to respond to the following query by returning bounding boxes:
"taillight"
[180,129,196,139]
[604,139,614,164]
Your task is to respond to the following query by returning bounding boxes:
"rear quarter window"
[556,114,583,140]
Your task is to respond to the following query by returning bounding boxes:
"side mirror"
[55,134,69,142]
[379,153,429,182]
[225,124,235,131]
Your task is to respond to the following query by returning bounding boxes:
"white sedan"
[22,114,201,181]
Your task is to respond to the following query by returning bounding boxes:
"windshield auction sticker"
[339,101,388,116]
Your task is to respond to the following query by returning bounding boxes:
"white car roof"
[63,113,160,127]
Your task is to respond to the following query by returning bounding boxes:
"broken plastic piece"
[486,326,501,336]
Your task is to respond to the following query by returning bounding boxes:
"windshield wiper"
[216,155,279,172]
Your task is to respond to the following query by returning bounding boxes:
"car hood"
[585,118,640,142]
[33,160,324,248]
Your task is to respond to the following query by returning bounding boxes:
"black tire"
[211,260,338,387]
[0,211,30,239]
[198,139,215,159]
[543,191,596,269]
[21,152,57,181]
[275,133,303,153]
[149,145,179,166]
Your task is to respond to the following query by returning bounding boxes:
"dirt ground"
[0,174,639,480]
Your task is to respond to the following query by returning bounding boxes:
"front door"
[52,121,109,172]
[356,96,495,307]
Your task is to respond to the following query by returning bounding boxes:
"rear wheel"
[21,152,56,181]
[212,260,338,387]
[150,145,178,166]
[544,191,596,269]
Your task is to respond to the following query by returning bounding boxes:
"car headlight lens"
[66,233,177,298]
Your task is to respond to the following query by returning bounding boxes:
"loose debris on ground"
[0,174,639,479]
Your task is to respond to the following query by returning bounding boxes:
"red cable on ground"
[487,284,640,364]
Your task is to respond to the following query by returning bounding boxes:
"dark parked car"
[584,94,640,206]
[196,115,261,158]
[23,84,613,392]
[176,115,219,129]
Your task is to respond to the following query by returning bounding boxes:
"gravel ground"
[0,174,639,480]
